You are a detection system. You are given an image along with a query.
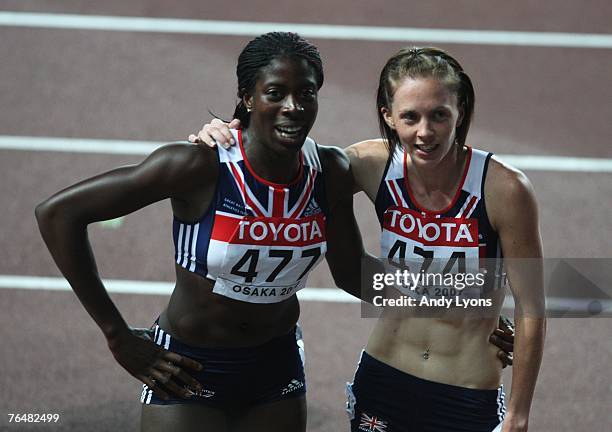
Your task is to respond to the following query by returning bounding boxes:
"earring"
[246,106,252,113]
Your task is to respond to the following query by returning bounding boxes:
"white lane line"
[2,135,612,173]
[1,275,610,313]
[1,12,611,49]
[494,155,612,173]
[0,136,164,155]
[0,275,358,302]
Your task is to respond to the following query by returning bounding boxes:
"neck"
[242,129,302,184]
[408,145,467,194]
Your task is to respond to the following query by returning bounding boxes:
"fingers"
[493,328,515,342]
[499,315,515,334]
[131,328,155,341]
[497,350,513,368]
[165,351,203,372]
[492,316,515,363]
[138,358,202,400]
[201,127,227,148]
[138,374,170,401]
[211,118,235,145]
[187,118,237,148]
[489,333,514,353]
[228,118,242,129]
[148,368,194,399]
[125,329,205,401]
[158,359,203,391]
[202,122,234,148]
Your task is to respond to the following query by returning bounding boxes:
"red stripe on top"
[271,188,286,218]
[403,147,472,216]
[290,169,316,218]
[229,162,265,217]
[237,129,304,189]
[463,195,479,218]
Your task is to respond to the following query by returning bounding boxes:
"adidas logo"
[281,379,305,395]
[302,199,321,217]
[185,385,215,398]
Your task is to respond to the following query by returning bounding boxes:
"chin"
[273,133,308,150]
[278,139,305,150]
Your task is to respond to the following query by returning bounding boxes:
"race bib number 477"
[209,212,327,303]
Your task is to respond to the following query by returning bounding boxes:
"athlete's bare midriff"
[365,294,505,390]
[157,265,300,348]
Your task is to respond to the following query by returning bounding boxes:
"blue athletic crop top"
[173,129,329,303]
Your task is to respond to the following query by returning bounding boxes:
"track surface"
[1,1,611,431]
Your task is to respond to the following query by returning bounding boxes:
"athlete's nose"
[281,95,304,113]
[416,119,435,141]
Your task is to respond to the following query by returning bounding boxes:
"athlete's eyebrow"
[261,77,318,88]
[398,106,452,115]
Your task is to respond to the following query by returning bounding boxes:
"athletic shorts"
[346,351,506,432]
[140,323,306,409]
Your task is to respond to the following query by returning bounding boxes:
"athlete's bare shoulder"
[150,142,217,182]
[145,143,219,219]
[345,139,389,199]
[317,144,351,183]
[485,156,538,233]
[486,156,534,197]
[345,139,388,165]
[316,145,353,206]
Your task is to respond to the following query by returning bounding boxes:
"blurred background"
[1,1,610,430]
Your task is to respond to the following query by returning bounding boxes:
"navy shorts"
[346,351,506,432]
[140,324,306,409]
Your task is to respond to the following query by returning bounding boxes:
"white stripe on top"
[189,223,199,272]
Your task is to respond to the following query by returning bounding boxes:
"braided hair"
[376,47,475,156]
[233,32,324,128]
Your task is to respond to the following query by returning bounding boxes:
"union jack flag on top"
[359,412,389,432]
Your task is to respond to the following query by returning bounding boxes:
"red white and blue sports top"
[375,146,504,295]
[173,129,328,304]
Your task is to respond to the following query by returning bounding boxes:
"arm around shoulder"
[319,146,382,300]
[345,139,388,199]
[319,146,360,292]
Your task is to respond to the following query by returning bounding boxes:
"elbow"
[332,273,350,291]
[330,262,356,291]
[35,197,71,235]
[35,199,55,230]
[331,270,361,299]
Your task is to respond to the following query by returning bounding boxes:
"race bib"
[208,211,327,303]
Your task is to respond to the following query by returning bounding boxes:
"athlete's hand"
[500,412,528,432]
[107,327,203,400]
[188,118,241,148]
[490,315,514,368]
